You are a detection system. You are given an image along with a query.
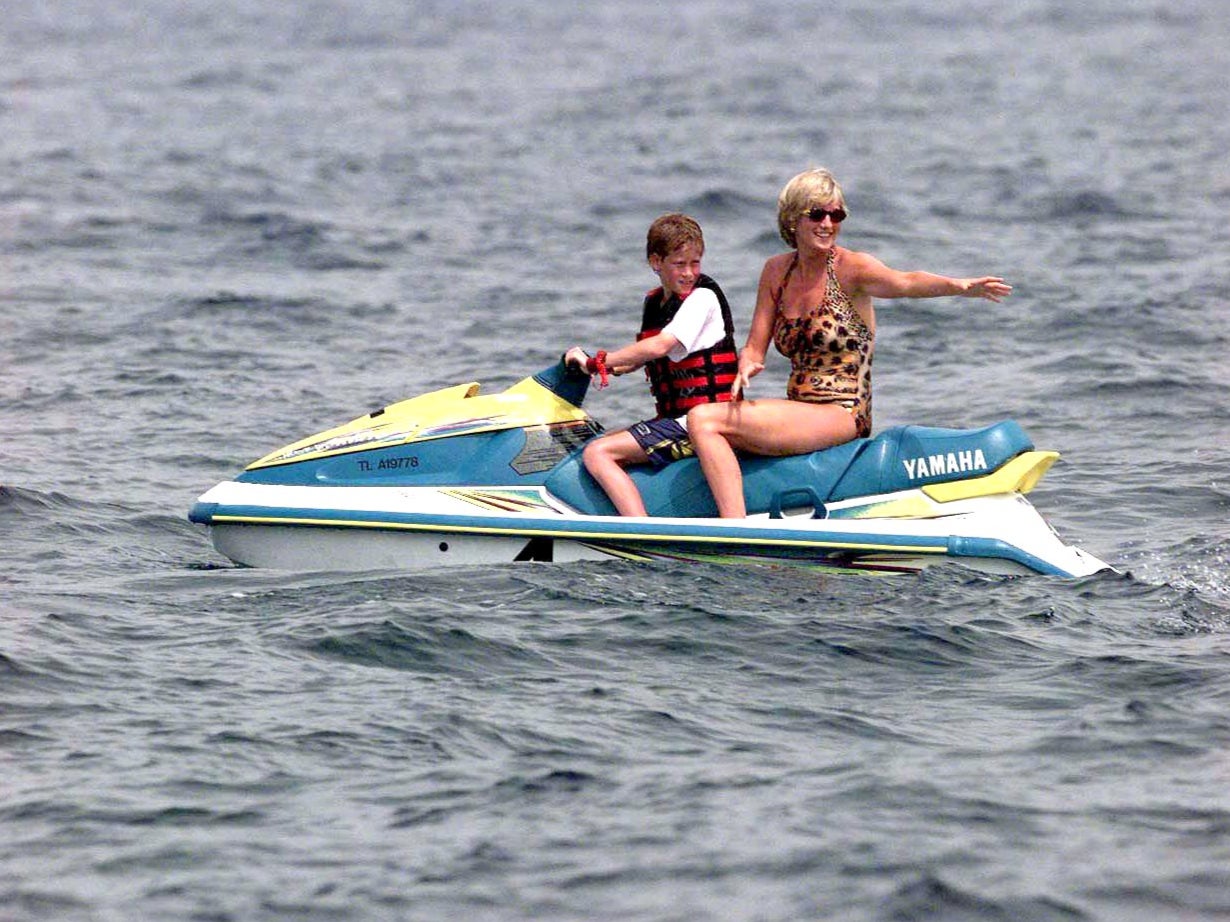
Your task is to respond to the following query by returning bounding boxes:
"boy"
[565,213,738,516]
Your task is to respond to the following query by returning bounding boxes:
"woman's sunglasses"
[803,206,847,224]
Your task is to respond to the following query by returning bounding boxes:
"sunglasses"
[803,206,847,224]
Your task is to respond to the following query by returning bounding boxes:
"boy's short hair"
[646,213,704,260]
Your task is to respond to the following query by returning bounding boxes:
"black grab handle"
[768,487,827,520]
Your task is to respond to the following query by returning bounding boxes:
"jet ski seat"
[543,420,1033,518]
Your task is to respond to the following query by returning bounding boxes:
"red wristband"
[584,350,607,374]
[585,350,609,387]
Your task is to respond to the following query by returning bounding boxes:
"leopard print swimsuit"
[771,249,874,437]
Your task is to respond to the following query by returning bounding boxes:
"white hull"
[209,523,615,571]
[192,481,1107,577]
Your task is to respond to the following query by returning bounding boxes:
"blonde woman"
[687,168,1012,518]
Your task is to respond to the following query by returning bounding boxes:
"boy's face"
[648,243,702,300]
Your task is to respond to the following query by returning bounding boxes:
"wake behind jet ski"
[188,360,1109,577]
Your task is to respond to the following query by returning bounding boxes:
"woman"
[686,167,1012,518]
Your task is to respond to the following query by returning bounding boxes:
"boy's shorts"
[629,418,695,469]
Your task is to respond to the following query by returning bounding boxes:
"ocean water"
[3,0,1230,919]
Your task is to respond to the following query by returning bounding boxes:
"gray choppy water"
[3,1,1230,919]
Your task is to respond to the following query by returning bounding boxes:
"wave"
[681,187,765,217]
[0,484,206,577]
[200,208,392,271]
[292,615,557,677]
[883,874,1083,922]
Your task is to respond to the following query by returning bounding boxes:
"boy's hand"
[564,346,589,369]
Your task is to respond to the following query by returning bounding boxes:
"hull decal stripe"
[205,510,947,555]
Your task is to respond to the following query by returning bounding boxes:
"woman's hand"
[564,346,589,369]
[731,352,765,400]
[958,277,1012,302]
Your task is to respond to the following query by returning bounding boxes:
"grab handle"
[768,487,827,520]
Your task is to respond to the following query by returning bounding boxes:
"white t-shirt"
[659,287,727,362]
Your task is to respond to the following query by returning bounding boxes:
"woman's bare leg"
[687,403,748,517]
[688,399,859,518]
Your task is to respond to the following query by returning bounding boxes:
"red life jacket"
[637,274,738,419]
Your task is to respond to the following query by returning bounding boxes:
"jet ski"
[188,360,1109,577]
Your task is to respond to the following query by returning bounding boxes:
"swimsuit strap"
[772,253,800,313]
[773,250,840,314]
[821,249,845,305]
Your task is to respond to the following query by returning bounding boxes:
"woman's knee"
[686,403,723,438]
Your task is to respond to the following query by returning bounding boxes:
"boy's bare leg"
[581,431,650,517]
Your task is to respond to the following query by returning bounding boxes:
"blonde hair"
[777,168,846,248]
[646,213,704,260]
